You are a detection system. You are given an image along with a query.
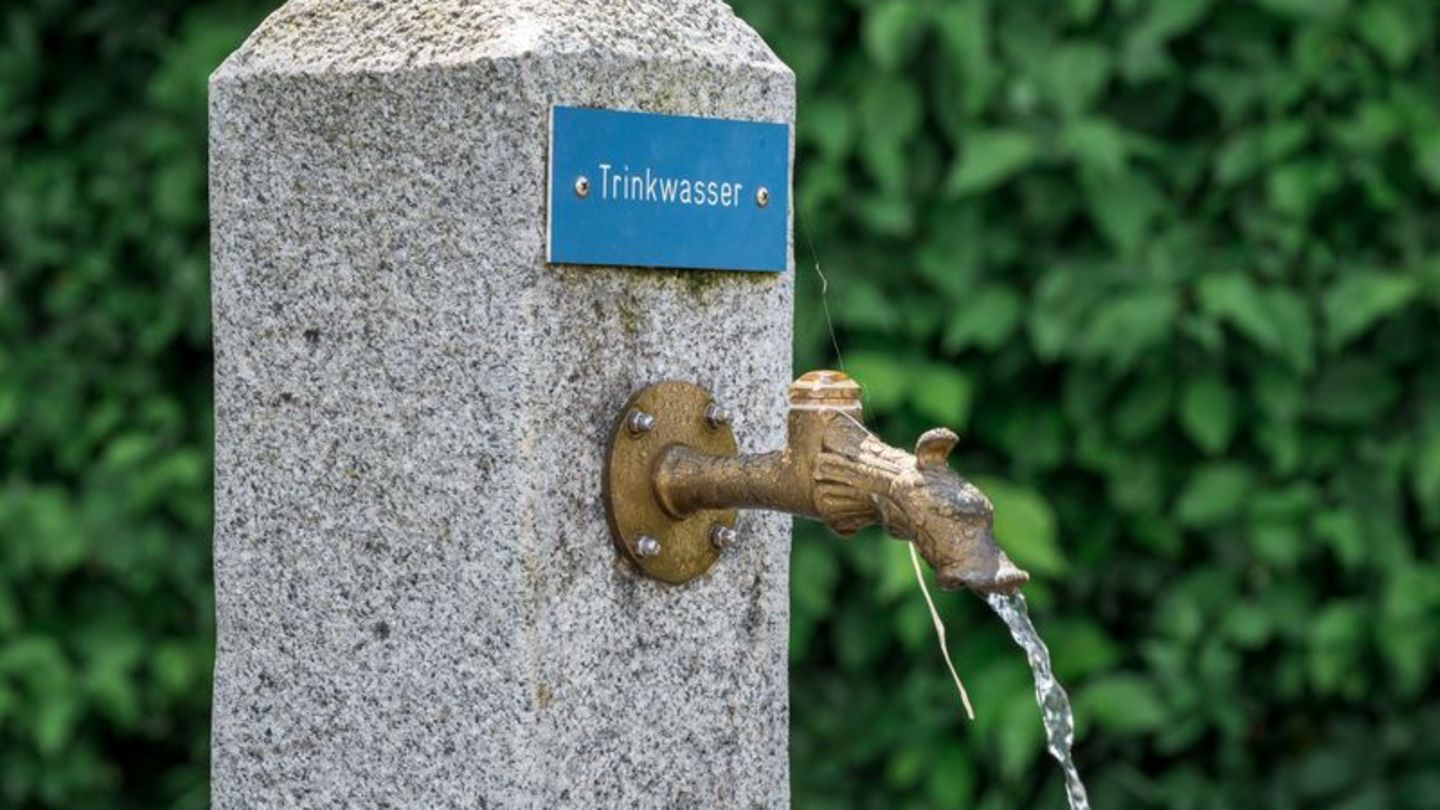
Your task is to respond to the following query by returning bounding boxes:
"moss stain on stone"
[617,292,641,337]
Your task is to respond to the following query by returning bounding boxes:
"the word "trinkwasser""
[597,163,746,208]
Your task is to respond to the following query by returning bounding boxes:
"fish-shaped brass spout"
[603,370,1029,592]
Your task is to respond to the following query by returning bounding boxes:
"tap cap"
[789,370,862,412]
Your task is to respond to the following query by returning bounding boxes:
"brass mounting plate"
[603,381,737,584]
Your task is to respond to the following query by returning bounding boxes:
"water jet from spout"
[985,591,1091,810]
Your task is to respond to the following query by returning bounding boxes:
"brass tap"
[603,371,1029,593]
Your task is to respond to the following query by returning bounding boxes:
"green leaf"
[790,528,836,662]
[996,688,1045,778]
[833,601,892,669]
[1308,358,1400,425]
[152,159,202,227]
[0,583,19,636]
[836,281,902,333]
[885,739,929,789]
[799,96,855,160]
[846,352,909,413]
[152,641,199,697]
[876,537,920,603]
[1331,100,1403,153]
[1411,128,1440,193]
[1036,42,1113,118]
[925,742,975,805]
[1027,264,1108,360]
[1414,431,1440,525]
[5,487,85,574]
[1064,117,1130,176]
[1179,375,1236,454]
[1314,509,1366,569]
[1075,288,1177,369]
[1069,0,1103,23]
[1355,1,1420,67]
[1322,272,1418,349]
[1113,376,1174,442]
[854,193,916,236]
[862,1,929,71]
[1294,746,1363,800]
[1198,273,1314,370]
[1223,601,1274,648]
[1250,520,1304,569]
[1048,620,1122,680]
[1138,0,1216,40]
[1123,0,1215,80]
[859,76,923,187]
[910,364,974,428]
[932,2,995,115]
[1308,601,1366,695]
[1262,288,1316,372]
[946,129,1041,195]
[941,284,1024,352]
[1083,170,1163,253]
[1176,463,1254,528]
[1256,0,1350,19]
[1078,674,1169,735]
[33,695,80,757]
[970,476,1066,576]
[1267,160,1342,219]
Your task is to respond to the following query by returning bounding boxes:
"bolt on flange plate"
[602,380,738,584]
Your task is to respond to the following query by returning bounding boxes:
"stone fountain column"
[208,1,794,805]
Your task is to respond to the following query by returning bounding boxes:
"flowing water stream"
[985,592,1092,810]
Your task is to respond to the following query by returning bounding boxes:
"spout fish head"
[897,429,1030,595]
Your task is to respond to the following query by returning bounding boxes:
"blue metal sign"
[547,106,789,273]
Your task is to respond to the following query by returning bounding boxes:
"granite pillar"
[209,1,794,805]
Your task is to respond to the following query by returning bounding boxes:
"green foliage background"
[3,0,1440,806]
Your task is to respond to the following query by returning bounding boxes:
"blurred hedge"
[3,0,1440,807]
[0,2,269,805]
[733,0,1440,806]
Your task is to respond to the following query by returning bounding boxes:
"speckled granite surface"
[209,1,793,806]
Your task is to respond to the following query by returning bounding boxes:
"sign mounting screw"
[755,187,770,208]
[635,535,661,558]
[574,175,590,198]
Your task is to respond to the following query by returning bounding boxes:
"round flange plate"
[603,381,738,584]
